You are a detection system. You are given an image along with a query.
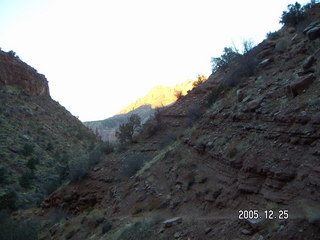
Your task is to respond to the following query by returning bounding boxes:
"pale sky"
[0,0,310,121]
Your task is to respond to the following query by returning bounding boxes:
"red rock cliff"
[0,50,50,97]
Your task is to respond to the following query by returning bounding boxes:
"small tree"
[116,114,141,143]
[280,2,306,27]
[174,90,183,100]
[192,75,207,88]
[22,143,34,157]
[211,47,241,73]
[242,39,255,54]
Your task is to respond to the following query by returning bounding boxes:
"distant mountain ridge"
[84,79,197,141]
[118,80,195,114]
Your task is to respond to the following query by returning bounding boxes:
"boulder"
[102,222,112,234]
[303,21,320,40]
[302,55,316,70]
[307,26,320,40]
[163,217,182,228]
[275,39,289,53]
[245,96,265,112]
[288,74,316,96]
[236,89,245,102]
[259,58,274,68]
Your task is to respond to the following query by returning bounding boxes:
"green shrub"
[22,143,34,157]
[99,141,114,155]
[211,47,241,73]
[87,141,114,166]
[121,154,144,177]
[68,158,88,182]
[266,31,282,41]
[0,216,39,240]
[7,50,17,58]
[280,2,306,27]
[46,142,54,151]
[88,149,103,166]
[0,168,8,184]
[0,190,18,211]
[26,157,39,170]
[19,170,35,189]
[116,143,128,153]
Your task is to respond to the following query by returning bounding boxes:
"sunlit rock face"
[0,50,50,97]
[118,80,195,114]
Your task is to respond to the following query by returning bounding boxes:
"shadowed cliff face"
[0,49,100,213]
[0,50,50,97]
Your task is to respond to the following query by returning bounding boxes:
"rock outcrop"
[0,50,50,97]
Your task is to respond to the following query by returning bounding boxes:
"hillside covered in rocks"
[2,2,320,240]
[0,50,103,214]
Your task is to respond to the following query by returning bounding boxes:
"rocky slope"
[16,3,320,240]
[0,50,100,212]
